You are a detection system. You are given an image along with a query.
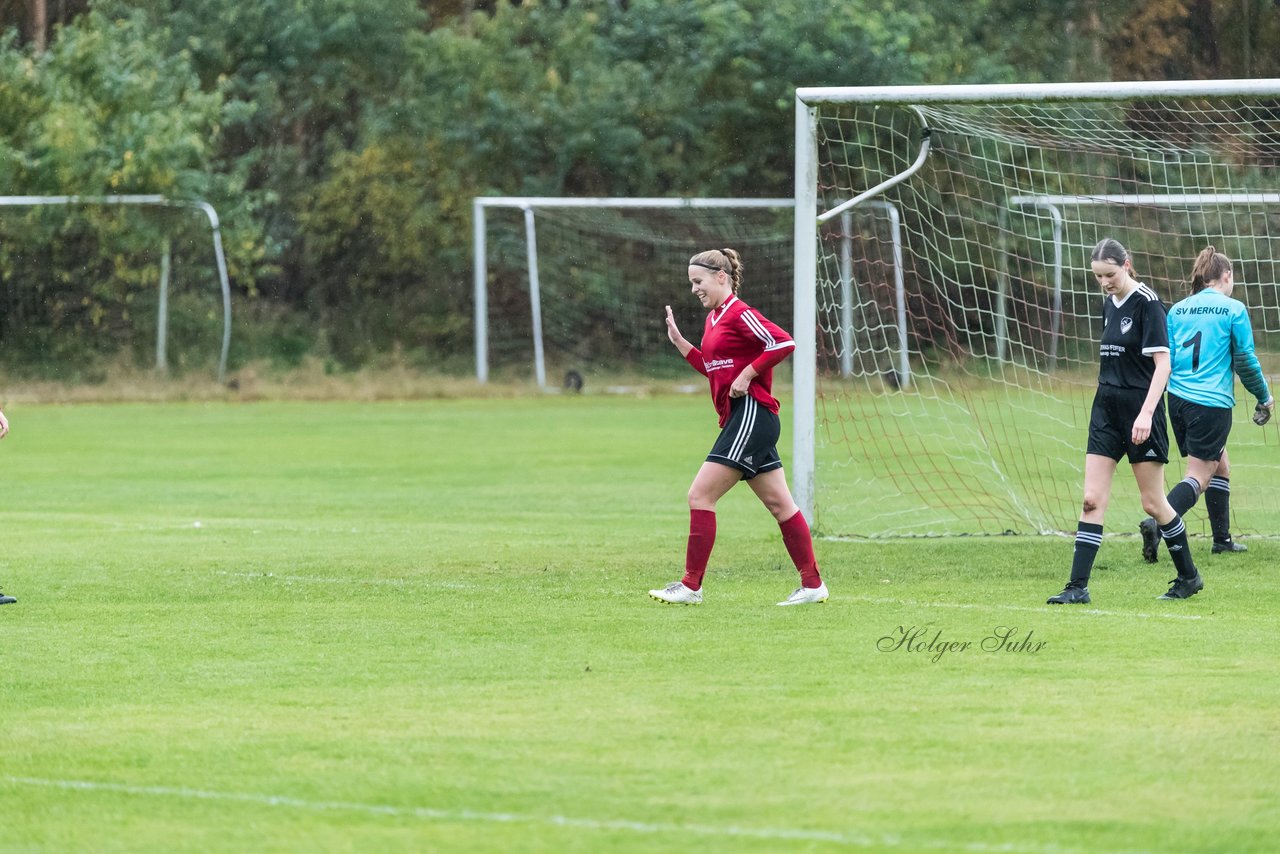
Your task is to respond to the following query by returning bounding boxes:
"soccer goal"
[794,79,1280,538]
[0,194,233,382]
[473,197,792,389]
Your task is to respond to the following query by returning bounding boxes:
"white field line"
[215,570,407,586]
[842,595,1203,621]
[213,571,473,589]
[214,572,1201,619]
[1,775,1138,854]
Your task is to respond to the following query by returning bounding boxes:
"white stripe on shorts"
[728,396,757,461]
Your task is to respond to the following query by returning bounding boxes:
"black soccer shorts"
[706,394,783,479]
[1167,393,1232,462]
[1086,384,1169,465]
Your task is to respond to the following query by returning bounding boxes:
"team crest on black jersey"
[1120,317,1133,335]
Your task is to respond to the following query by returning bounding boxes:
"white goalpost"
[794,79,1280,538]
[0,194,233,382]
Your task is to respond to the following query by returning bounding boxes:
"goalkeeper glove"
[1253,399,1274,426]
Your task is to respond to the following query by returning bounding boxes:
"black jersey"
[1098,284,1169,390]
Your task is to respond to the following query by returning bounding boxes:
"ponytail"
[1188,245,1232,296]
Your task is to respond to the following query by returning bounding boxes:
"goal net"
[794,81,1280,538]
[0,196,232,382]
[473,199,792,389]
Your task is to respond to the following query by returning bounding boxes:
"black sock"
[1070,522,1103,585]
[1159,516,1199,580]
[1167,477,1201,517]
[1205,476,1232,544]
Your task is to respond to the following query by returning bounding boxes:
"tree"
[0,0,90,52]
[12,0,1278,372]
[28,0,44,52]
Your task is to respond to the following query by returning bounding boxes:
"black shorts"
[1167,393,1232,461]
[1086,385,1169,465]
[707,395,783,479]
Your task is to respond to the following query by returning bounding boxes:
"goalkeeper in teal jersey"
[1139,245,1275,563]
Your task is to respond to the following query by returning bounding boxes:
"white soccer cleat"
[648,581,703,605]
[777,582,829,606]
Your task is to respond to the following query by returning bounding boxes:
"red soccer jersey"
[683,296,796,426]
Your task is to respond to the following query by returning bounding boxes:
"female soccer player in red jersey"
[648,248,828,606]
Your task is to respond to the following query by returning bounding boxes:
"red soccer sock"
[779,510,822,588]
[681,509,716,591]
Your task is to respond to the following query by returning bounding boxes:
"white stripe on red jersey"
[682,297,795,427]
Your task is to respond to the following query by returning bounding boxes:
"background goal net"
[795,81,1280,538]
[0,195,232,382]
[473,199,792,389]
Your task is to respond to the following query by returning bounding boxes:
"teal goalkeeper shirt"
[1167,287,1271,409]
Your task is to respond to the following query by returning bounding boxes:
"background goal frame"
[472,196,792,387]
[0,194,233,382]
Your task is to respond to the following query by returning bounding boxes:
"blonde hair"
[1189,245,1232,295]
[689,248,744,294]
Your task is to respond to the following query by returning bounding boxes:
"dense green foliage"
[0,0,1278,374]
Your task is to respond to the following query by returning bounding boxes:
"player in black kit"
[1047,239,1204,604]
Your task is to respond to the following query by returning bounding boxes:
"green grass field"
[2,395,1278,852]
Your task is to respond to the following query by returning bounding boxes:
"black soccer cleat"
[1047,583,1091,605]
[1158,573,1204,600]
[0,591,15,605]
[1211,540,1247,554]
[1138,517,1160,564]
